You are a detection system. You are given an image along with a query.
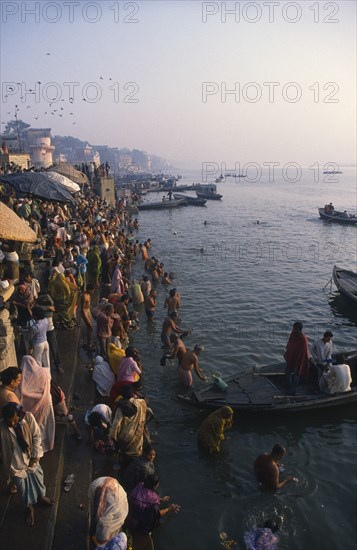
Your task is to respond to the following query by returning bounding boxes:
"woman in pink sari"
[18,355,55,453]
[110,255,125,295]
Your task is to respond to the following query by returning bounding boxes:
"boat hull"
[138,199,187,210]
[173,193,207,206]
[333,266,357,304]
[196,192,222,200]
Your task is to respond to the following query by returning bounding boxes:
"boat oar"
[273,395,312,401]
[253,371,284,377]
[323,278,332,291]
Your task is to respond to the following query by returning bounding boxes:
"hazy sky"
[1,0,356,168]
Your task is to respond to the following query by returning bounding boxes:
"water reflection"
[329,293,357,325]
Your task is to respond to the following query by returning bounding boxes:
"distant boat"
[177,351,357,412]
[126,204,139,214]
[323,171,342,174]
[173,193,207,206]
[333,266,357,304]
[195,183,222,200]
[318,208,357,225]
[138,198,187,211]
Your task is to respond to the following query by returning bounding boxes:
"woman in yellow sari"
[197,406,233,454]
[48,271,78,330]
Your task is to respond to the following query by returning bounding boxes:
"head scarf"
[18,355,52,428]
[88,477,128,544]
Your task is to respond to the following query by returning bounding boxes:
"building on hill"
[27,128,55,168]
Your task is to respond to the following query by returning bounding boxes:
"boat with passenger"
[177,351,357,412]
[318,207,357,225]
[137,198,187,211]
[195,183,222,200]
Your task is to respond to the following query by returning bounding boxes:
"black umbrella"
[0,172,76,204]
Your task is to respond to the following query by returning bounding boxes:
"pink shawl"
[18,355,52,428]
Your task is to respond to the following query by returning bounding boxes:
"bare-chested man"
[254,444,295,493]
[179,345,206,388]
[145,290,157,319]
[164,288,180,315]
[169,334,187,365]
[81,285,94,354]
[160,312,191,349]
[114,294,131,333]
[140,275,151,298]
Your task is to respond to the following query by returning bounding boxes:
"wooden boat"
[137,198,187,211]
[318,208,357,225]
[173,193,207,206]
[333,266,357,304]
[195,183,222,200]
[177,351,357,412]
[126,205,139,214]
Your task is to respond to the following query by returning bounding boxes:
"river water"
[129,167,357,550]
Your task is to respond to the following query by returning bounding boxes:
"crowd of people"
[0,182,214,549]
[0,179,353,550]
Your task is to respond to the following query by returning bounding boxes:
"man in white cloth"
[311,331,333,366]
[319,354,352,394]
[311,331,333,382]
[0,402,53,526]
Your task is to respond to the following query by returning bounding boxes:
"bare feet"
[38,496,54,506]
[26,505,35,526]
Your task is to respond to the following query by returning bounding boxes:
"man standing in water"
[160,311,191,350]
[254,444,295,493]
[179,345,206,387]
[164,288,180,315]
[145,290,157,319]
[284,322,309,394]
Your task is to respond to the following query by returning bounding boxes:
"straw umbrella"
[0,201,37,243]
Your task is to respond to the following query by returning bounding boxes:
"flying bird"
[34,116,39,120]
[100,76,103,80]
[8,86,14,91]
[46,53,51,55]
[27,106,31,109]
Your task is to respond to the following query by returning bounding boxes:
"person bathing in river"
[160,312,191,350]
[145,290,157,319]
[162,272,173,285]
[197,406,233,454]
[164,288,180,315]
[254,444,295,493]
[168,334,187,365]
[179,345,206,387]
